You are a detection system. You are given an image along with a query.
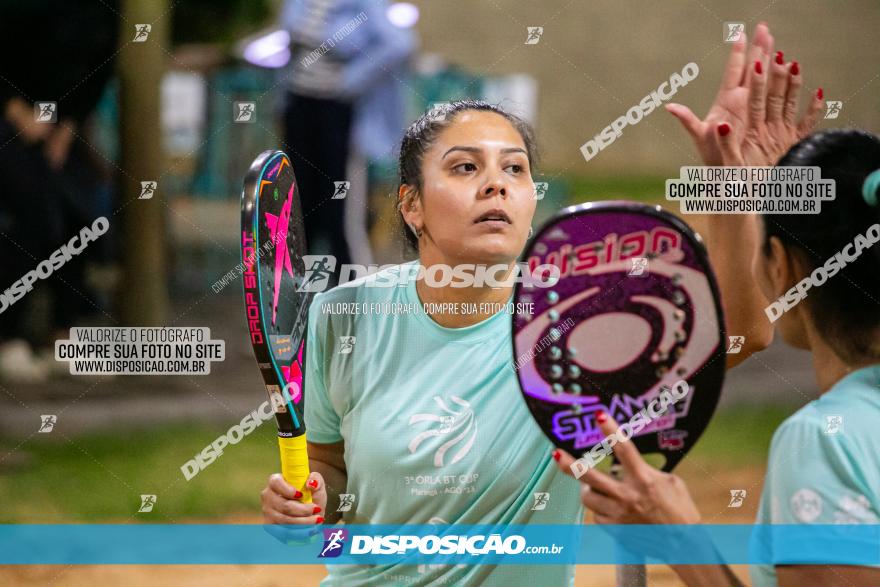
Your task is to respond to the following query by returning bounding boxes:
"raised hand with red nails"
[665,22,824,167]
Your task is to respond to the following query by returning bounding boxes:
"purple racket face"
[512,201,726,471]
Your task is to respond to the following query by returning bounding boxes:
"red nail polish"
[313,506,322,514]
[817,87,823,100]
[308,479,319,489]
[316,517,325,524]
[755,60,762,75]
[596,410,607,424]
[790,61,799,76]
[775,51,784,65]
[294,491,303,499]
[718,123,731,137]
[552,449,561,462]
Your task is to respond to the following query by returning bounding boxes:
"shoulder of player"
[768,399,873,475]
[773,368,880,440]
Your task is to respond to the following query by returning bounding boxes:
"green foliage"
[171,0,273,45]
[0,422,277,522]
[563,175,668,205]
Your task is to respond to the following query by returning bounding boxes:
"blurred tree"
[116,0,170,325]
[172,0,272,45]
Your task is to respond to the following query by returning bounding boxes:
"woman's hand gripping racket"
[241,150,314,503]
[512,201,727,584]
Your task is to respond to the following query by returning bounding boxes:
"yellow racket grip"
[279,435,312,504]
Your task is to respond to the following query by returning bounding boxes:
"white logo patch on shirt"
[835,493,879,524]
[790,488,823,522]
[408,396,477,467]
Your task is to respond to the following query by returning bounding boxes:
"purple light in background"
[243,29,291,68]
[386,2,419,28]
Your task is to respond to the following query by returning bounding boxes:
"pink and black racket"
[241,150,313,503]
[513,200,726,470]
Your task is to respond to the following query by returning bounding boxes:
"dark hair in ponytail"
[395,99,538,251]
[765,128,880,360]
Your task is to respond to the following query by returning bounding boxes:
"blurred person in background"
[0,1,118,382]
[279,0,416,284]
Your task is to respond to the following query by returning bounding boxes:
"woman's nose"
[482,179,507,198]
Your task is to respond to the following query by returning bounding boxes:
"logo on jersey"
[790,488,823,523]
[408,396,477,467]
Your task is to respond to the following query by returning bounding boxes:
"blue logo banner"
[1,524,878,565]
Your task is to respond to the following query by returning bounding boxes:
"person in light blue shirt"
[750,364,880,586]
[261,99,585,586]
[554,29,880,585]
[304,261,583,585]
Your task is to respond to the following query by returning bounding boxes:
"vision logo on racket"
[513,202,725,471]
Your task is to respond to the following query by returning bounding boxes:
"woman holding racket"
[554,32,880,587]
[262,97,586,586]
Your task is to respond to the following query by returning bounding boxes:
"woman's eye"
[505,164,524,174]
[453,162,477,173]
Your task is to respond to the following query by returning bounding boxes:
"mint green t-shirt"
[305,262,583,586]
[751,364,880,586]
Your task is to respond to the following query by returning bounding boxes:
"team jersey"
[751,364,880,586]
[305,262,583,586]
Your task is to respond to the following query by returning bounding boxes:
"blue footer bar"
[1,524,878,565]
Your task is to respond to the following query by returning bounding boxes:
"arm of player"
[554,413,744,587]
[665,22,823,368]
[704,213,774,369]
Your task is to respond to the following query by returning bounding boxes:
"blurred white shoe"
[0,339,49,384]
[36,347,73,378]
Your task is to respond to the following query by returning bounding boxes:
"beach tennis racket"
[512,200,726,472]
[241,150,314,503]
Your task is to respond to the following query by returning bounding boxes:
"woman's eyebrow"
[442,146,527,158]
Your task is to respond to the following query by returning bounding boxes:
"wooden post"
[116,0,169,324]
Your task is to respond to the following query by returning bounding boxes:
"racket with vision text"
[241,150,314,503]
[513,200,726,473]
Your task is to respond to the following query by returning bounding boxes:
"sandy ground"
[0,561,754,586]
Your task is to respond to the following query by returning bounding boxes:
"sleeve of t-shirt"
[304,292,344,444]
[761,411,880,566]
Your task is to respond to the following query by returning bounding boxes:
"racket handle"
[279,435,312,504]
[610,463,646,586]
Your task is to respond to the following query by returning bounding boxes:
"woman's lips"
[474,208,512,224]
[474,219,511,230]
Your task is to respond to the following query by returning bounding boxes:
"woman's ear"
[398,184,423,233]
[765,236,796,299]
